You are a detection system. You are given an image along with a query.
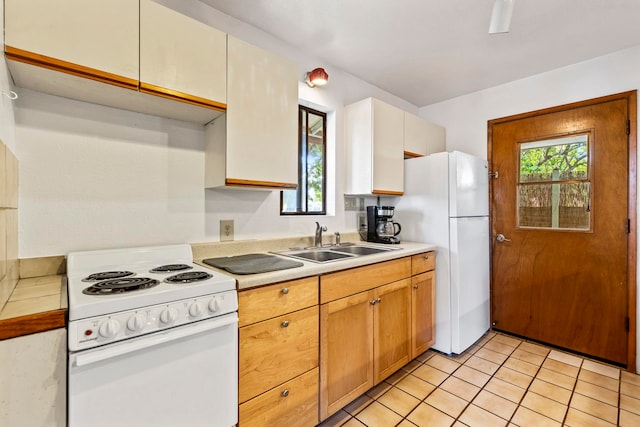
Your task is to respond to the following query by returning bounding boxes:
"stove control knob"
[126,313,146,332]
[98,318,120,339]
[159,307,178,324]
[188,302,203,317]
[208,297,220,313]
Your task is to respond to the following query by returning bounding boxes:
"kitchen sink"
[273,244,400,264]
[330,245,391,256]
[283,250,355,263]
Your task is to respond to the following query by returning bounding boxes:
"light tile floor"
[318,332,640,427]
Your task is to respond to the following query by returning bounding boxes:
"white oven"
[66,245,238,427]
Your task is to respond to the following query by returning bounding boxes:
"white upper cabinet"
[404,112,446,158]
[5,0,139,87]
[345,98,405,195]
[205,36,298,190]
[140,0,226,109]
[4,0,226,123]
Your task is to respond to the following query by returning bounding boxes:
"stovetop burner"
[82,271,135,282]
[165,271,213,284]
[150,264,193,273]
[82,277,160,295]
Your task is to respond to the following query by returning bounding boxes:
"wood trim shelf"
[372,189,404,196]
[0,309,66,340]
[139,82,226,112]
[403,150,423,158]
[225,178,298,189]
[5,45,138,90]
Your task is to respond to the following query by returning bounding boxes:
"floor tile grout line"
[324,331,630,427]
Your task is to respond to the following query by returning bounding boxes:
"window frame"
[280,105,327,215]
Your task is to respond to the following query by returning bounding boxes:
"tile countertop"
[192,236,436,290]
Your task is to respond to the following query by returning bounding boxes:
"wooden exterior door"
[489,92,636,367]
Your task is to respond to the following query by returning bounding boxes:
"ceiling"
[200,0,640,107]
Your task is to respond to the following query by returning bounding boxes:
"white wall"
[418,45,640,371]
[13,0,414,257]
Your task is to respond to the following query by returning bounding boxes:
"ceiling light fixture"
[489,0,514,34]
[305,67,329,87]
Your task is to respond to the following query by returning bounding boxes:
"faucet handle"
[334,232,341,246]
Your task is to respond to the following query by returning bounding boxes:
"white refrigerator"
[394,151,490,354]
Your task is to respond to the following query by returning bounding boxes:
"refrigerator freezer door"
[449,151,489,218]
[449,216,490,354]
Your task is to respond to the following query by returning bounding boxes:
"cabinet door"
[5,0,138,85]
[140,0,226,110]
[411,271,436,359]
[404,113,446,158]
[240,306,319,403]
[372,99,405,195]
[226,36,298,188]
[373,279,411,383]
[320,291,373,421]
[239,368,318,427]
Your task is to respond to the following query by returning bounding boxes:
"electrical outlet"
[220,220,234,241]
[344,197,356,211]
[357,213,367,231]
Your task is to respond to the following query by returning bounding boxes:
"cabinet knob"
[281,389,289,397]
[376,297,381,304]
[413,285,419,289]
[281,287,289,295]
[370,298,382,305]
[424,255,430,260]
[281,320,290,328]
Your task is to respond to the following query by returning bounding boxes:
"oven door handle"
[73,313,238,367]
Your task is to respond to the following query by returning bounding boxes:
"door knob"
[496,233,511,242]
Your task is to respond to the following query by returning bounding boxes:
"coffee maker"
[365,205,402,244]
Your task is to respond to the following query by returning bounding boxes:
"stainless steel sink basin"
[273,244,400,264]
[283,250,355,263]
[330,245,391,256]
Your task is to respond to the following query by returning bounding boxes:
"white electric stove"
[66,244,238,427]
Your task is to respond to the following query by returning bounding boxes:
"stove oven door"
[68,313,238,427]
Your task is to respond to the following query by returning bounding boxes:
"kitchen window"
[280,106,327,215]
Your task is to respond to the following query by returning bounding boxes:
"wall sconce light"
[305,67,329,88]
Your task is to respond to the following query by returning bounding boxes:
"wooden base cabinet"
[238,277,319,427]
[411,252,436,359]
[320,291,374,419]
[239,368,318,427]
[319,259,412,421]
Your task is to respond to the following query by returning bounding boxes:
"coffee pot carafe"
[376,219,401,238]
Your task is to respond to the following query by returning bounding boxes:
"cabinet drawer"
[238,276,318,327]
[411,251,435,275]
[239,306,319,403]
[320,257,411,303]
[239,368,319,427]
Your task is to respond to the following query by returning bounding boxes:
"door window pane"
[517,134,590,230]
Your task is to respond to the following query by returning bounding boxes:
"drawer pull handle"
[281,287,289,295]
[281,389,289,397]
[281,320,290,328]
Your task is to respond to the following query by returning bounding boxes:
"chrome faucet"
[314,222,327,248]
